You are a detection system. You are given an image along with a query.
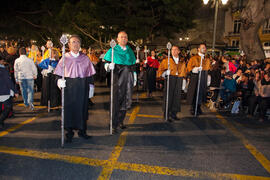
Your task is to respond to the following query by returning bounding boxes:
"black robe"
[40,73,61,107]
[62,77,92,130]
[186,71,208,106]
[163,76,183,113]
[146,66,157,93]
[111,65,134,128]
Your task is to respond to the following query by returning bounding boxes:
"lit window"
[233,20,241,34]
[262,19,270,34]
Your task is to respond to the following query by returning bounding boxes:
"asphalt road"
[0,83,270,180]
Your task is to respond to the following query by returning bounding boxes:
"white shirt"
[14,55,37,81]
[173,56,179,64]
[120,45,127,51]
[71,51,80,58]
[198,52,205,57]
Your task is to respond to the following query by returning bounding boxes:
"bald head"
[117,31,128,47]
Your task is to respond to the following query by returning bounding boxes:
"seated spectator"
[231,59,239,70]
[248,71,261,116]
[208,58,222,109]
[258,71,270,122]
[233,69,242,83]
[264,63,270,72]
[222,55,237,74]
[236,73,254,108]
[220,71,236,108]
[238,59,247,73]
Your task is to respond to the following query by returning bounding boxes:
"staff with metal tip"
[47,41,53,113]
[165,42,172,122]
[109,39,116,135]
[41,46,45,57]
[194,53,204,117]
[59,34,68,147]
[136,46,140,102]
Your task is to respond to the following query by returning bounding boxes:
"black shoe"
[112,128,118,134]
[89,99,95,106]
[198,107,203,115]
[78,132,91,139]
[65,131,74,143]
[65,136,72,143]
[170,112,180,120]
[167,119,174,123]
[119,123,127,129]
[0,122,4,129]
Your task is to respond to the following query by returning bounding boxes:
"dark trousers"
[113,110,126,129]
[259,97,270,119]
[211,89,219,102]
[0,98,12,123]
[248,95,260,115]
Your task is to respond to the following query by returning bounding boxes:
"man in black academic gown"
[104,31,137,134]
[54,35,96,143]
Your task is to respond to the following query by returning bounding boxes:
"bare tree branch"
[72,22,108,46]
[16,16,46,29]
[16,10,45,15]
[47,10,53,17]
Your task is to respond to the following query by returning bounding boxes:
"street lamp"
[203,0,228,56]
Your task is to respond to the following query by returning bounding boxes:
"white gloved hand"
[104,63,115,72]
[144,59,147,64]
[41,69,48,76]
[207,75,211,87]
[104,63,109,72]
[192,67,202,74]
[57,79,66,89]
[109,63,115,70]
[133,72,137,87]
[136,59,140,64]
[161,70,170,78]
[47,65,54,73]
[182,79,186,91]
[89,84,94,98]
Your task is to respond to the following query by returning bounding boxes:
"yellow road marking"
[216,114,270,174]
[0,146,107,167]
[0,145,270,180]
[16,103,61,109]
[5,95,269,179]
[94,112,163,119]
[127,113,163,118]
[97,106,140,180]
[0,114,44,137]
[114,161,270,180]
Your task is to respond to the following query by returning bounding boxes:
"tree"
[240,0,270,61]
[1,0,201,48]
[0,0,66,46]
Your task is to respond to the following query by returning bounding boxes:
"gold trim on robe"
[157,58,187,78]
[187,55,211,72]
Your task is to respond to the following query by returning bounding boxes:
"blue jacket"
[38,58,58,69]
[222,78,236,92]
[0,65,17,96]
